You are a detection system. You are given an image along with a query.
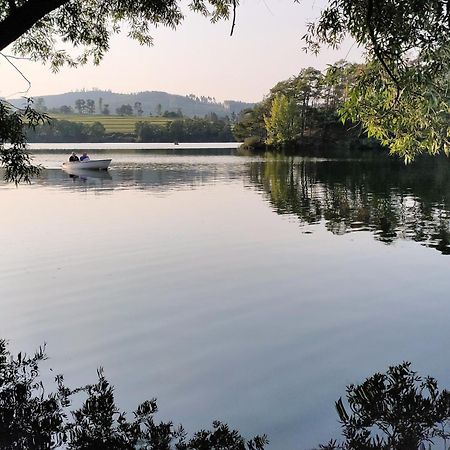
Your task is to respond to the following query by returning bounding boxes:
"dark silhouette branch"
[230,0,236,36]
[365,0,401,104]
[1,53,32,96]
[0,0,68,51]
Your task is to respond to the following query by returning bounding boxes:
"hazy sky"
[1,0,361,103]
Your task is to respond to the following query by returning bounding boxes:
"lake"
[1,148,450,449]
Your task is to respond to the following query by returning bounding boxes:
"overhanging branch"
[0,0,68,51]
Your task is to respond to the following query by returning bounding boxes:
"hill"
[10,90,254,118]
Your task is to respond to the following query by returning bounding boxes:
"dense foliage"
[0,0,238,68]
[27,116,234,142]
[0,99,48,183]
[136,116,234,142]
[0,339,267,450]
[320,362,450,450]
[234,62,366,149]
[304,0,450,160]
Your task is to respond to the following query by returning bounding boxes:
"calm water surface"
[1,150,450,449]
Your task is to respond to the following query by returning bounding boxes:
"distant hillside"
[10,90,254,117]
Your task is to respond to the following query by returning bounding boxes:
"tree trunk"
[0,0,68,51]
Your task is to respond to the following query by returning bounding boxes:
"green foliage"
[1,1,239,70]
[0,339,268,450]
[304,0,450,160]
[233,106,267,141]
[264,94,301,145]
[235,62,360,146]
[321,362,450,450]
[0,99,47,183]
[28,119,109,142]
[116,104,134,116]
[339,60,450,162]
[136,117,234,142]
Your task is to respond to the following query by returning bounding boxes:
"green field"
[50,114,173,133]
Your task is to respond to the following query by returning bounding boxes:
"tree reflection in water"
[248,155,450,254]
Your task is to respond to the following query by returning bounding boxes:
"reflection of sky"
[1,155,450,450]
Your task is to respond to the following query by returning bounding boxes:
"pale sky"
[1,0,361,103]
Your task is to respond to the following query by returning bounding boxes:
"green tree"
[292,67,323,137]
[233,105,267,141]
[134,101,144,116]
[0,0,236,69]
[89,121,106,140]
[116,104,133,116]
[264,94,301,145]
[74,99,86,114]
[0,100,46,183]
[86,99,96,114]
[59,105,73,114]
[305,0,450,160]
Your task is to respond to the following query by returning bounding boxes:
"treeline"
[135,116,234,142]
[27,116,235,143]
[27,120,110,143]
[234,60,381,152]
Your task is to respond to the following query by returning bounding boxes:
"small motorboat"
[62,159,112,171]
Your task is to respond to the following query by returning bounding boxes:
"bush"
[0,339,268,450]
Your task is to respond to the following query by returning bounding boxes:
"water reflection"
[248,155,450,254]
[23,160,245,193]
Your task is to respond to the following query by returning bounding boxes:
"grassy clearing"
[50,114,173,133]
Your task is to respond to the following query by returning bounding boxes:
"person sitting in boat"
[69,152,79,162]
[80,152,90,162]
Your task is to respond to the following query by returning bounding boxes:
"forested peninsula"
[25,62,380,156]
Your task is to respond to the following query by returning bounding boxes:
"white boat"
[62,159,112,170]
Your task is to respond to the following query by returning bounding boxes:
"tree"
[322,362,450,450]
[34,97,47,112]
[134,101,144,116]
[89,121,106,140]
[59,104,73,114]
[86,99,96,114]
[264,94,301,145]
[74,99,86,114]
[102,104,110,115]
[155,103,163,116]
[0,1,236,69]
[0,339,268,450]
[116,104,133,116]
[304,0,450,160]
[233,105,268,141]
[0,99,46,183]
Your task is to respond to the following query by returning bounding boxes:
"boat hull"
[62,159,112,170]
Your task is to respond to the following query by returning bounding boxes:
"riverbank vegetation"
[3,339,450,450]
[234,62,378,156]
[27,115,235,143]
[1,1,449,180]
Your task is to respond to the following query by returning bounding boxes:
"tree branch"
[230,0,236,36]
[0,0,69,51]
[366,0,401,100]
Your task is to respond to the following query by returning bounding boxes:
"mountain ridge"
[9,89,255,117]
